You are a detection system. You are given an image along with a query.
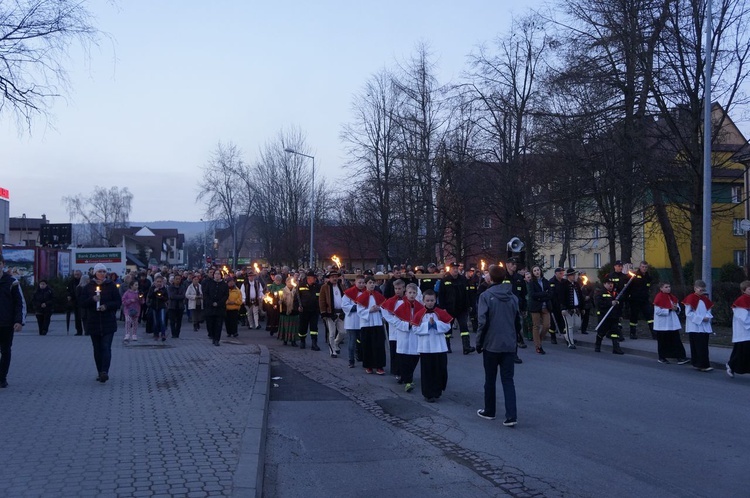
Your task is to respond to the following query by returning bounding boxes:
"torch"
[331,255,341,269]
[480,260,486,272]
[253,262,261,274]
[595,271,636,331]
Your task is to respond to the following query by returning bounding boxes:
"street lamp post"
[284,148,315,269]
[200,218,207,269]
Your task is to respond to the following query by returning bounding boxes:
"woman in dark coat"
[527,266,553,354]
[202,269,229,346]
[32,279,55,335]
[81,263,121,383]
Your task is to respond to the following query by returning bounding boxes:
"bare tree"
[197,142,257,267]
[0,0,100,128]
[252,127,315,267]
[63,186,133,246]
[341,69,401,267]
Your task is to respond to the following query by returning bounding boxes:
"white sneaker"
[726,363,735,378]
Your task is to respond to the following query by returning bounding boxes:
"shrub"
[718,262,746,283]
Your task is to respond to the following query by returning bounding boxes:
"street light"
[200,218,207,269]
[284,148,315,269]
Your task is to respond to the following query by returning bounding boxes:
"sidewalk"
[571,327,732,369]
[0,314,270,498]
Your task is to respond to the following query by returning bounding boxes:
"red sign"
[0,187,8,200]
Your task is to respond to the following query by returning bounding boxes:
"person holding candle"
[202,269,229,346]
[83,263,122,383]
[653,282,690,365]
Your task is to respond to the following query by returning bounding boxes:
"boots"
[299,337,306,349]
[461,335,475,355]
[595,334,603,353]
[446,336,452,353]
[612,338,624,355]
[311,335,321,351]
[630,327,638,340]
[550,333,558,345]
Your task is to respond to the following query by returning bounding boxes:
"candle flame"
[253,262,260,274]
[263,293,274,304]
[222,265,229,274]
[582,275,589,286]
[498,262,504,268]
[480,260,486,271]
[291,278,297,287]
[331,255,341,268]
[445,265,451,273]
[96,286,100,292]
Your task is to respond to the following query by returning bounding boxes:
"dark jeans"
[482,351,517,420]
[169,309,183,338]
[152,308,167,337]
[298,310,319,339]
[0,326,14,381]
[90,332,115,375]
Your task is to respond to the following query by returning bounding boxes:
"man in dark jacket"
[549,267,566,345]
[0,254,25,388]
[298,270,321,350]
[167,275,186,338]
[624,261,653,339]
[439,265,474,354]
[475,264,519,426]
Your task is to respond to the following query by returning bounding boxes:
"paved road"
[260,328,750,497]
[0,315,268,498]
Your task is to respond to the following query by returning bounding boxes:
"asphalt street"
[261,329,750,498]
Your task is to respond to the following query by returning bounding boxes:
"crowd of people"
[2,252,750,424]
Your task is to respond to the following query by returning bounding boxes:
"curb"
[232,345,271,498]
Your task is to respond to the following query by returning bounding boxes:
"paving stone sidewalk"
[0,315,269,498]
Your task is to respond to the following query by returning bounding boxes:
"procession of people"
[2,252,750,427]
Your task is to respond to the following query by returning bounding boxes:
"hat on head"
[554,267,565,273]
[507,256,520,264]
[603,276,613,284]
[306,270,316,277]
[565,268,576,276]
[326,269,340,277]
[94,263,108,273]
[364,269,374,276]
[614,260,623,266]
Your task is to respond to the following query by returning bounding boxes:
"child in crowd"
[356,276,387,375]
[121,280,141,341]
[413,289,452,402]
[342,275,365,368]
[727,280,750,377]
[652,282,689,365]
[682,280,713,372]
[381,279,405,379]
[394,283,424,393]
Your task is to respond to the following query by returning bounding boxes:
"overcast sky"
[2,0,540,223]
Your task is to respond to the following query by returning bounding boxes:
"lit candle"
[96,286,102,311]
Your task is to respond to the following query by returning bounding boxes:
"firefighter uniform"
[297,271,321,351]
[595,280,624,354]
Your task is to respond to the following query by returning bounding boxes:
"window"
[594,253,601,268]
[539,256,546,267]
[732,186,743,204]
[570,254,577,267]
[733,218,744,236]
[549,231,556,243]
[539,230,546,244]
[482,217,492,229]
[549,255,555,268]
[735,250,746,267]
[482,237,492,249]
[593,226,600,239]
